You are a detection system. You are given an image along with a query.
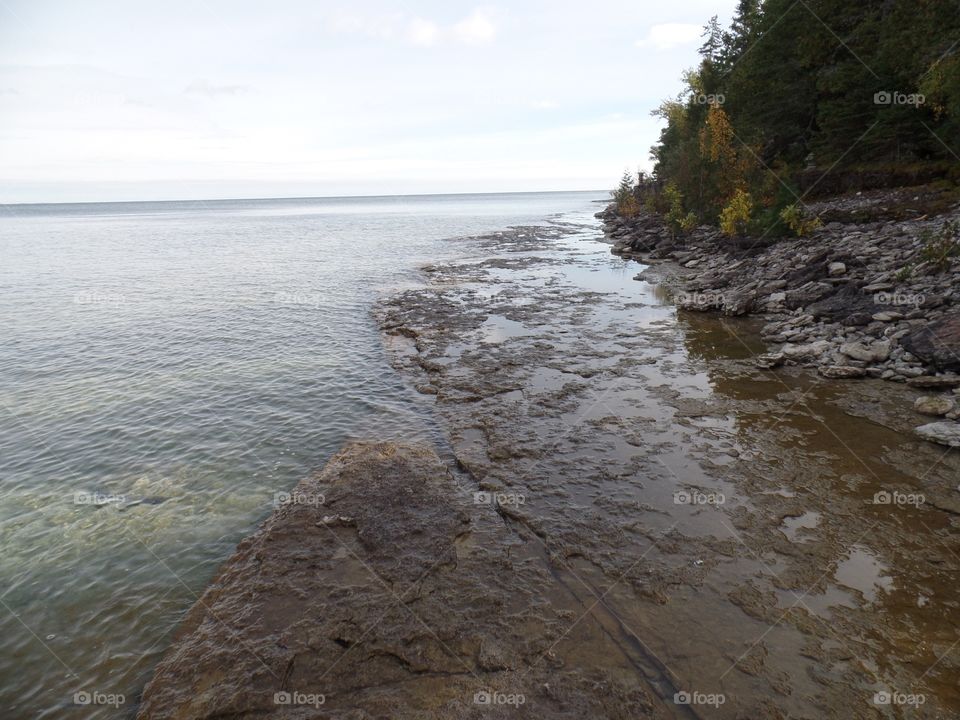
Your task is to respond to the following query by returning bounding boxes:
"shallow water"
[0,191,606,718]
[378,214,960,717]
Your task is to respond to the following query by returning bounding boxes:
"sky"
[0,0,736,203]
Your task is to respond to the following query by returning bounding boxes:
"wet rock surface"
[375,214,960,718]
[136,441,673,719]
[598,191,960,445]
[139,210,960,719]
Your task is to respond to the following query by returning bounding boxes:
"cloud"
[184,79,249,97]
[454,9,496,46]
[635,23,702,51]
[531,99,558,110]
[406,18,440,47]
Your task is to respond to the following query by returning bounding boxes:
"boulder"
[908,375,960,390]
[782,340,832,361]
[840,340,892,363]
[756,352,785,369]
[785,282,834,310]
[915,422,960,448]
[914,396,956,416]
[902,315,960,371]
[827,261,847,277]
[806,285,879,323]
[722,290,755,316]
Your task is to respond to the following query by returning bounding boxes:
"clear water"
[0,191,606,718]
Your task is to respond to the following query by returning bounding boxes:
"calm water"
[0,191,606,718]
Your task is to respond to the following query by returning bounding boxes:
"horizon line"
[0,187,610,209]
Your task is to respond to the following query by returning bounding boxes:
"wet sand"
[376,215,960,718]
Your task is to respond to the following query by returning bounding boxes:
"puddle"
[479,314,534,343]
[781,511,821,542]
[835,545,894,603]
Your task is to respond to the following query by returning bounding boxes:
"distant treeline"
[644,0,960,236]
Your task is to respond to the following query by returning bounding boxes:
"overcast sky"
[0,0,735,203]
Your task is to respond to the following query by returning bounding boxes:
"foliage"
[779,204,823,237]
[919,221,960,272]
[895,264,914,282]
[612,170,640,218]
[719,189,753,237]
[648,0,960,237]
[664,183,698,237]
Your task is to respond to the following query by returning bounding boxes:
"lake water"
[0,191,606,718]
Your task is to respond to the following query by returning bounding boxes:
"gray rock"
[785,282,834,310]
[828,261,847,277]
[907,375,960,390]
[914,396,956,416]
[902,315,960,371]
[756,352,785,369]
[818,366,867,379]
[840,340,892,363]
[915,422,960,448]
[782,340,832,361]
[722,290,755,317]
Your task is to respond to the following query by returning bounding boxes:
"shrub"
[779,203,822,237]
[919,221,960,272]
[612,170,639,217]
[719,189,753,237]
[664,183,697,237]
[618,194,641,218]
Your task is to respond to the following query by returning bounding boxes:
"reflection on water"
[479,315,534,343]
[836,545,895,602]
[676,299,960,712]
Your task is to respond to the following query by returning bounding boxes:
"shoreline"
[598,189,960,448]
[135,209,960,718]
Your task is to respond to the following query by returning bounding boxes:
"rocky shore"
[598,187,960,449]
[136,441,676,719]
[137,215,960,718]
